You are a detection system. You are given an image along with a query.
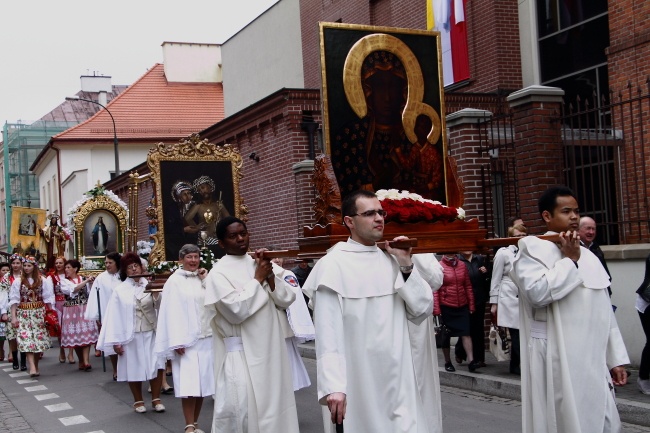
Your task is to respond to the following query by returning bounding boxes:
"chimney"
[80,72,113,93]
[98,91,108,106]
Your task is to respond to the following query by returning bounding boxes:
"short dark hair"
[105,252,121,269]
[506,216,522,228]
[0,262,9,270]
[538,186,577,216]
[119,252,143,281]
[216,216,246,241]
[342,190,377,225]
[65,259,81,273]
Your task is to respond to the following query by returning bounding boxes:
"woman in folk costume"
[0,262,9,362]
[155,244,214,433]
[4,254,26,370]
[59,259,98,370]
[9,255,54,377]
[85,252,122,380]
[97,252,166,414]
[47,256,74,364]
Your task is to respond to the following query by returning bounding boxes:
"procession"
[1,0,649,432]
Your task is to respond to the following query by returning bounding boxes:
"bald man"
[579,216,612,296]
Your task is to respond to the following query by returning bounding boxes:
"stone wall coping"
[507,85,565,108]
[602,243,650,260]
[446,108,493,128]
[292,159,315,174]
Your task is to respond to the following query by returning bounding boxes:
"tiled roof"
[52,64,224,142]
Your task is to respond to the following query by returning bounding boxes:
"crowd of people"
[0,185,643,433]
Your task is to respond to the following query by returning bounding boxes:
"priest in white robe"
[510,186,629,433]
[303,190,442,433]
[204,217,300,433]
[155,244,214,433]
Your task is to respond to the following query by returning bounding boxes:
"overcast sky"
[0,0,278,127]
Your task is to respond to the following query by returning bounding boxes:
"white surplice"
[303,240,442,433]
[511,234,629,433]
[489,245,519,329]
[204,254,300,433]
[154,269,214,397]
[85,270,121,322]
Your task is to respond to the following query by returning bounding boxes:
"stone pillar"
[446,108,493,222]
[507,85,564,232]
[292,159,316,235]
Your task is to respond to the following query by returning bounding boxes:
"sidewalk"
[298,340,650,427]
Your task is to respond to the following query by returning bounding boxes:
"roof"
[38,86,128,124]
[51,63,224,142]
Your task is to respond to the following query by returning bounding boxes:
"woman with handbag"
[97,252,166,414]
[9,256,54,377]
[60,259,98,370]
[489,224,527,374]
[434,253,476,372]
[47,256,74,364]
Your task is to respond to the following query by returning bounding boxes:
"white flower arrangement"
[80,257,103,270]
[136,240,152,258]
[65,187,129,231]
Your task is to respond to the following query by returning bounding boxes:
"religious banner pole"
[96,287,106,373]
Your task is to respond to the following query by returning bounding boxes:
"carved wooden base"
[298,219,488,259]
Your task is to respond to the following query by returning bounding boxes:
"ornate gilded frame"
[319,22,449,204]
[147,133,247,265]
[72,195,127,259]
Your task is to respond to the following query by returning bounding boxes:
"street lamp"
[65,96,120,176]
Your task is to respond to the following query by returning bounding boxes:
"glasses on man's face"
[353,209,387,218]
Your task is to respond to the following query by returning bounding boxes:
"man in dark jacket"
[579,216,612,296]
[455,251,490,366]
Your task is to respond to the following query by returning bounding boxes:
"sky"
[0,0,278,127]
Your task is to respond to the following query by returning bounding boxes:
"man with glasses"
[303,190,443,433]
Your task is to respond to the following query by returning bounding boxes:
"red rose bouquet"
[376,189,465,224]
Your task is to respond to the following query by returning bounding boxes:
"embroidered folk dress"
[9,277,54,353]
[97,277,164,381]
[48,272,67,327]
[60,276,99,348]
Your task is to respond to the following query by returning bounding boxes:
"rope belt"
[18,301,44,310]
[224,337,244,352]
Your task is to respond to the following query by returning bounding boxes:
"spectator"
[455,251,490,367]
[435,253,477,372]
[579,216,612,295]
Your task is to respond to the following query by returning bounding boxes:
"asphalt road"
[0,350,649,433]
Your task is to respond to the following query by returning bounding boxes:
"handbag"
[434,316,451,348]
[489,324,510,361]
[44,307,60,338]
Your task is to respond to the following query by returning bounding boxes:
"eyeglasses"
[352,209,387,218]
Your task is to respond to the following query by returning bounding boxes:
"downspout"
[55,144,63,219]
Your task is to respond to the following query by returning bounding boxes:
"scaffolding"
[1,120,78,251]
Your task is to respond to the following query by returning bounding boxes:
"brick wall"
[300,0,522,94]
[202,89,321,253]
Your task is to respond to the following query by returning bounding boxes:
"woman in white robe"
[155,244,214,433]
[97,252,165,414]
[85,252,122,380]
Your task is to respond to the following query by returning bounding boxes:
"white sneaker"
[637,378,650,395]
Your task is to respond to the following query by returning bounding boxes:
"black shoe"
[444,362,455,372]
[468,360,478,372]
[510,366,521,375]
[11,350,18,370]
[20,352,26,371]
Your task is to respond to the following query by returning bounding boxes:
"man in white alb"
[303,190,443,433]
[511,185,629,433]
[204,216,299,433]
